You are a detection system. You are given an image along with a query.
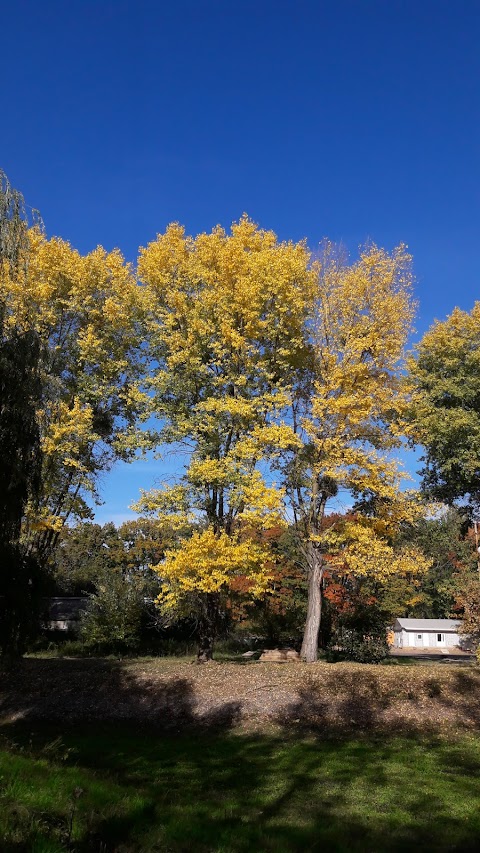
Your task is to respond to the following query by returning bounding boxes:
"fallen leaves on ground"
[1,656,479,735]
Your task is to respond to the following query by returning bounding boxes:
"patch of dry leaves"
[1,657,479,735]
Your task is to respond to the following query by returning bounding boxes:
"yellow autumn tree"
[135,215,315,659]
[275,241,431,661]
[137,225,430,661]
[1,225,146,560]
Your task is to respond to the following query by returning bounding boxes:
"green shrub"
[79,570,146,654]
[327,606,389,663]
[328,626,389,663]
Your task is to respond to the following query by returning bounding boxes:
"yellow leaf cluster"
[289,241,418,573]
[308,243,415,486]
[326,520,432,581]
[132,484,196,534]
[41,400,94,472]
[153,528,273,610]
[1,227,146,532]
[139,215,315,411]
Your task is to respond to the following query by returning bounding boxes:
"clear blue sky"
[2,1,479,523]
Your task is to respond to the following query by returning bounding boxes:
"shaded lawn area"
[3,656,480,731]
[1,725,480,852]
[2,658,480,851]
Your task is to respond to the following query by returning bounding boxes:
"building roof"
[42,597,87,620]
[394,618,461,632]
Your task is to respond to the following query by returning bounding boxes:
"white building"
[393,618,462,649]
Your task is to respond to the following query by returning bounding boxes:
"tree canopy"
[273,241,431,660]
[2,227,147,560]
[3,169,477,662]
[135,216,314,658]
[409,303,480,510]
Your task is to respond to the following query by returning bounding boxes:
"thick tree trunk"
[196,592,218,663]
[0,623,25,666]
[300,549,323,663]
[0,547,43,662]
[196,633,215,663]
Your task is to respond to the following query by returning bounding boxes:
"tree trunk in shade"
[196,592,218,663]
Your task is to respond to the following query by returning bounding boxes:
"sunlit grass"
[1,726,479,851]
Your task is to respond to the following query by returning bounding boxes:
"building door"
[423,633,429,647]
[436,633,445,647]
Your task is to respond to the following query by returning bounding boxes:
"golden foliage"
[285,242,418,562]
[308,241,415,491]
[1,228,146,539]
[136,216,316,608]
[153,528,273,610]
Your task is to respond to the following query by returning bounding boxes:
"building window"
[417,634,422,639]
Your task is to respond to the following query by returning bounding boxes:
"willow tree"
[0,173,41,532]
[276,242,430,661]
[135,216,314,660]
[0,172,44,657]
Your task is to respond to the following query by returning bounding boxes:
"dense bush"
[79,570,150,654]
[327,626,389,663]
[327,606,389,663]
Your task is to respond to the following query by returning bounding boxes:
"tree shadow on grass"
[3,724,480,853]
[275,666,480,737]
[0,657,242,731]
[1,660,480,851]
[275,670,399,735]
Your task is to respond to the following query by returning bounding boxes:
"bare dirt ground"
[390,647,474,658]
[1,656,480,735]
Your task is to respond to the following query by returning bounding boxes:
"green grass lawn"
[1,726,480,852]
